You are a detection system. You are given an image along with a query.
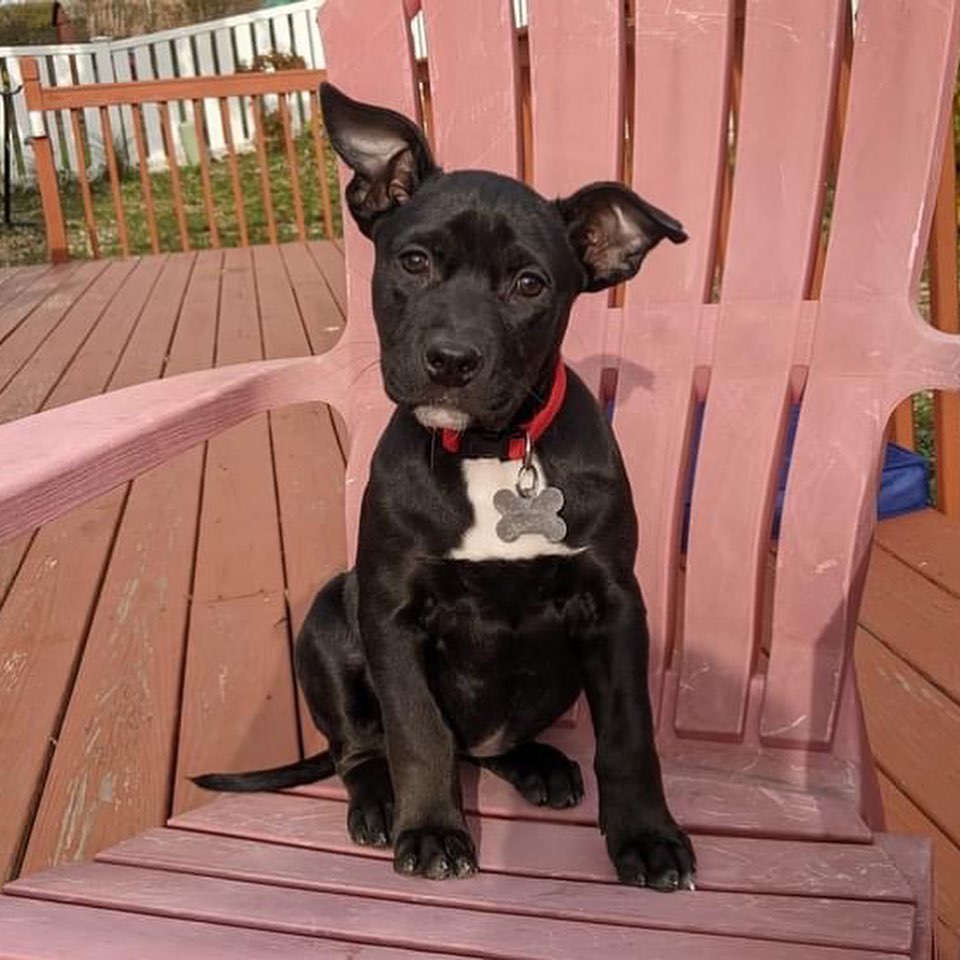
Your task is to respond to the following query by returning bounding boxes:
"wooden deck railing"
[21,57,334,262]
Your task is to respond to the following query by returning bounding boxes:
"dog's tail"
[191,750,335,792]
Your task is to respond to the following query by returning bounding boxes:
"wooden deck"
[0,246,958,957]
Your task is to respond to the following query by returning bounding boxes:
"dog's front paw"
[394,827,477,880]
[610,822,696,892]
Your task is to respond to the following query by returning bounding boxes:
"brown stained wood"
[0,485,127,882]
[0,534,30,603]
[219,98,249,247]
[308,91,334,239]
[928,129,960,519]
[192,98,220,249]
[0,260,135,421]
[0,265,129,399]
[252,97,278,245]
[278,96,306,242]
[28,135,69,262]
[68,109,101,259]
[0,259,171,881]
[891,400,916,450]
[278,243,345,355]
[860,548,960,703]
[874,510,960,599]
[305,241,347,316]
[131,105,161,255]
[0,262,85,347]
[880,772,960,950]
[21,60,68,263]
[159,102,190,253]
[172,247,296,814]
[27,67,327,111]
[253,245,343,757]
[18,254,211,877]
[934,390,960,519]
[99,107,129,258]
[0,267,22,289]
[0,264,129,605]
[0,264,53,306]
[937,921,960,960]
[856,627,960,845]
[20,261,166,411]
[94,828,916,953]
[0,897,444,960]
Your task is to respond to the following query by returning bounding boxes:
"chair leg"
[876,833,934,960]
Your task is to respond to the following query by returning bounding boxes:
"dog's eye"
[399,250,430,275]
[514,272,546,298]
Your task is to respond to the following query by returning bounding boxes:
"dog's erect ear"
[320,82,437,237]
[557,183,687,292]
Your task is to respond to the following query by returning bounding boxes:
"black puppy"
[195,83,694,891]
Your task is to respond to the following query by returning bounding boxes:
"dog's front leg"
[358,585,477,881]
[575,576,696,891]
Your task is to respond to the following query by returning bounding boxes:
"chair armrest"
[0,344,375,544]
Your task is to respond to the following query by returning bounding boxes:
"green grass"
[0,123,342,266]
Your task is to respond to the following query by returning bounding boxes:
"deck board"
[173,246,306,813]
[0,247,957,954]
[0,257,194,881]
[18,252,208,875]
[254,243,344,757]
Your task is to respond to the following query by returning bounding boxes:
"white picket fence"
[0,0,528,186]
[0,0,326,183]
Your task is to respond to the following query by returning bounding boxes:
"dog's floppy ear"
[320,82,437,237]
[557,183,687,292]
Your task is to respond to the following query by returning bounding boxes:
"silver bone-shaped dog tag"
[493,436,567,543]
[494,485,567,543]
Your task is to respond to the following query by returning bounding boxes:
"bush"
[0,3,59,46]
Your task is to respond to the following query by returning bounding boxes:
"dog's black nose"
[423,341,483,387]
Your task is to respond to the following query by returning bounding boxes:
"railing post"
[21,57,69,263]
[928,124,960,518]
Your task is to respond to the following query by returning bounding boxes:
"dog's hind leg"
[296,570,394,847]
[475,742,584,810]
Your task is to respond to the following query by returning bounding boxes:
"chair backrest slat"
[317,0,960,749]
[319,0,422,562]
[526,0,624,392]
[762,0,960,748]
[422,0,520,176]
[613,0,734,718]
[676,1,845,739]
[631,0,734,306]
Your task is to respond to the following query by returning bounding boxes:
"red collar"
[440,359,567,460]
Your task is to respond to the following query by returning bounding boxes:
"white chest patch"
[448,455,585,562]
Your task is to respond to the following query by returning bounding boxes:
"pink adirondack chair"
[2,0,960,956]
